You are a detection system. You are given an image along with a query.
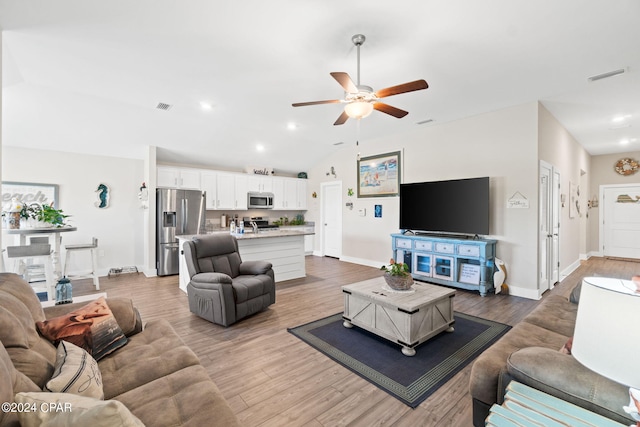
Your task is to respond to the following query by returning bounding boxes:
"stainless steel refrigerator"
[156,188,206,276]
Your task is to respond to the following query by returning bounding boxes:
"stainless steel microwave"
[247,192,274,209]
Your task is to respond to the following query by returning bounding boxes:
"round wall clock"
[614,158,639,176]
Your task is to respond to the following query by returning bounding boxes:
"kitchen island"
[177,228,314,293]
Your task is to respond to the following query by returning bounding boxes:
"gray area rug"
[288,312,510,408]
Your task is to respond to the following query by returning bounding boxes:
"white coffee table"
[342,277,456,356]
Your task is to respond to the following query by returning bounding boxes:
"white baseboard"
[504,285,542,300]
[339,255,383,269]
[560,259,581,281]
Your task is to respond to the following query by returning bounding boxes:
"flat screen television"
[399,177,490,236]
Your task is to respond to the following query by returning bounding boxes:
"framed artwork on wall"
[2,181,59,212]
[357,151,401,198]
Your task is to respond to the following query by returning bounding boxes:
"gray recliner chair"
[183,234,275,326]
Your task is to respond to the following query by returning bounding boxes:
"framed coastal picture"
[2,181,59,212]
[357,151,401,198]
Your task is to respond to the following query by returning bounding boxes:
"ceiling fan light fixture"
[345,101,374,119]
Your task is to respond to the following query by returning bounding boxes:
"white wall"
[2,147,145,276]
[307,102,541,297]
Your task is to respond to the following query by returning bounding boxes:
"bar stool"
[7,244,55,300]
[63,237,100,290]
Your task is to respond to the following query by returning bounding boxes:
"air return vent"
[156,102,172,111]
[588,68,626,82]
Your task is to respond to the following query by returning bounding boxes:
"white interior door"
[539,163,551,292]
[321,181,342,258]
[539,161,561,291]
[551,170,560,284]
[602,185,640,259]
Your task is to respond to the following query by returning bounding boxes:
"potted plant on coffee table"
[380,258,414,291]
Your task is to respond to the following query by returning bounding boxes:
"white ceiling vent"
[588,68,627,82]
[156,102,172,111]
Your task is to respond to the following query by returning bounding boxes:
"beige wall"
[307,102,542,298]
[538,103,591,271]
[2,146,145,276]
[588,150,640,254]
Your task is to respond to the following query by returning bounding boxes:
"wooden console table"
[391,233,497,296]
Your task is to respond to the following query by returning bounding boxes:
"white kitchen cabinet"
[247,175,273,193]
[216,173,236,210]
[271,177,307,210]
[157,166,201,189]
[234,174,248,210]
[296,180,308,209]
[271,178,285,209]
[283,178,298,209]
[200,172,217,209]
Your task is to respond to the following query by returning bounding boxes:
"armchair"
[183,234,275,326]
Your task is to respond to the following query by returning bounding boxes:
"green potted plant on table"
[36,204,70,228]
[380,258,414,291]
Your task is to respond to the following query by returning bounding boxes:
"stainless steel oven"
[247,192,274,209]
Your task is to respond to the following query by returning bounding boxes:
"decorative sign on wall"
[244,166,275,176]
[2,181,59,211]
[506,191,529,209]
[374,204,383,218]
[95,183,110,209]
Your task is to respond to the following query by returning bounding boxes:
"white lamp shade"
[572,277,640,389]
[344,101,374,119]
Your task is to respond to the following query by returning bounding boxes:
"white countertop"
[177,228,314,241]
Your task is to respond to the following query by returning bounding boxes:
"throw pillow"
[45,341,103,399]
[560,337,573,355]
[14,392,144,427]
[36,297,128,361]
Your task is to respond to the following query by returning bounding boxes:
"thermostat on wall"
[358,208,366,217]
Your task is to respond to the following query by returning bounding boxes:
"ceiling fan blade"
[292,99,342,107]
[333,111,349,126]
[330,72,358,93]
[375,79,428,98]
[373,102,409,118]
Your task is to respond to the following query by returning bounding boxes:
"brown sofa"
[0,273,240,426]
[469,282,632,426]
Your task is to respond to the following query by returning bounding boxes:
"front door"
[602,185,640,259]
[321,181,342,258]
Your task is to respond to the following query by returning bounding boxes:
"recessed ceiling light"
[620,138,630,145]
[200,102,213,110]
[287,123,297,130]
[256,144,265,152]
[612,115,631,123]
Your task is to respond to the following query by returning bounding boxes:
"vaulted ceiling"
[1,1,639,174]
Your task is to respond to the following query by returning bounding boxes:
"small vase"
[383,272,414,291]
[8,212,20,229]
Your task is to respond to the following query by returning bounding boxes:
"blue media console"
[391,232,498,296]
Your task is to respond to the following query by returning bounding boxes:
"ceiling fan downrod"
[352,34,366,86]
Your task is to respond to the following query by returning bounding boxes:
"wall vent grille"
[588,68,626,82]
[156,102,172,110]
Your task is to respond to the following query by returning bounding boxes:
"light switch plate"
[358,208,366,217]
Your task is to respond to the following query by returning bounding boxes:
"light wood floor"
[71,256,639,426]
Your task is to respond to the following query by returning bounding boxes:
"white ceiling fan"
[292,34,429,125]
